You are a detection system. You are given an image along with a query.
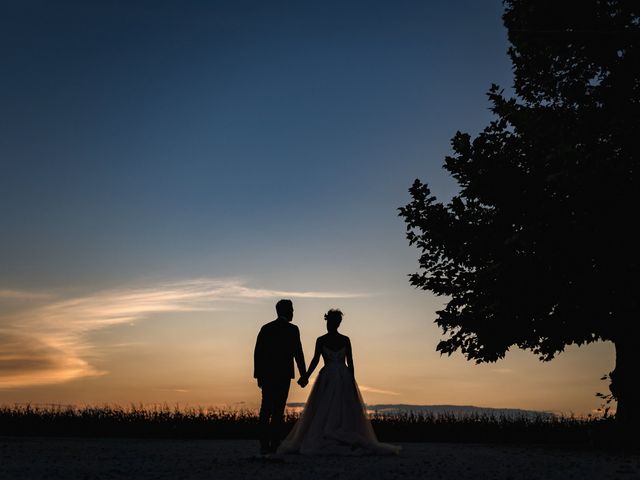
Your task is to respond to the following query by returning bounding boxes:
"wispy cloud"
[0,289,53,300]
[0,332,103,387]
[154,388,190,393]
[358,385,400,396]
[0,278,366,388]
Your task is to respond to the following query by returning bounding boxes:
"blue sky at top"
[1,0,511,291]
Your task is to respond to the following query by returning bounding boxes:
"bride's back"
[319,332,349,352]
[304,309,355,377]
[317,333,351,369]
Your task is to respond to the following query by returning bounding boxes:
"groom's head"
[276,299,294,322]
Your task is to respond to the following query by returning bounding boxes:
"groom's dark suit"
[254,317,305,452]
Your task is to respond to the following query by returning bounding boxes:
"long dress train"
[277,346,400,456]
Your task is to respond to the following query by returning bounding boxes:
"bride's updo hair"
[324,309,343,331]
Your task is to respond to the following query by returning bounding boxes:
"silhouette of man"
[254,299,306,454]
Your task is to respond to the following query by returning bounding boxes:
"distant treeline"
[0,403,627,449]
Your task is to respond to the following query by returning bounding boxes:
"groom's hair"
[276,299,293,316]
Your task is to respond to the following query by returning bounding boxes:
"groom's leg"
[269,379,291,451]
[258,382,274,453]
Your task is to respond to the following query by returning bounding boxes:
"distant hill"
[286,403,556,420]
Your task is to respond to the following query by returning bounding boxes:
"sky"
[0,0,614,414]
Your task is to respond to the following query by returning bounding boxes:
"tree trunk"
[610,338,640,428]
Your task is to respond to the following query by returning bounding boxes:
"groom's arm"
[253,328,265,386]
[293,326,306,378]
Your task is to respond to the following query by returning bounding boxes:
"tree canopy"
[399,0,640,421]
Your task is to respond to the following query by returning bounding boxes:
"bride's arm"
[304,338,323,378]
[346,337,354,377]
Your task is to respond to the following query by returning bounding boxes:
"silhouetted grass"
[0,404,623,448]
[0,404,262,440]
[370,411,617,447]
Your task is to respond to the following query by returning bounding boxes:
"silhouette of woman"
[277,309,400,455]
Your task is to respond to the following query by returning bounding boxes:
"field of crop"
[0,403,623,448]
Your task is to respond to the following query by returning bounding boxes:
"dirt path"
[1,437,638,479]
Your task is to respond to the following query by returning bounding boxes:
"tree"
[399,0,640,424]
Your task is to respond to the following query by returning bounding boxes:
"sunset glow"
[0,0,615,416]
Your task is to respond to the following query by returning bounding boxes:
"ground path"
[1,437,639,479]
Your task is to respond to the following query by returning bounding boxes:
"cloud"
[0,278,365,389]
[154,388,190,393]
[0,333,104,388]
[358,385,400,396]
[0,289,53,300]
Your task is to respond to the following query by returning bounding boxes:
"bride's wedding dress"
[277,346,400,456]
